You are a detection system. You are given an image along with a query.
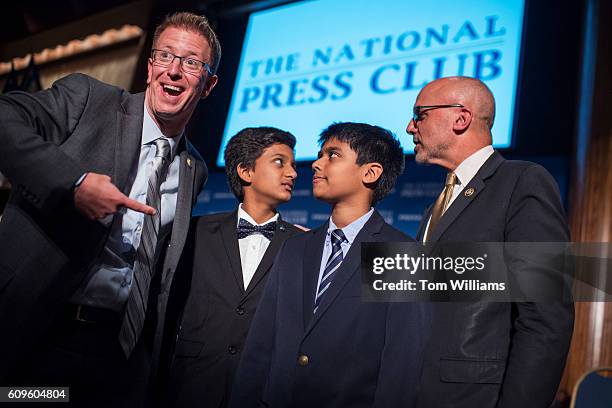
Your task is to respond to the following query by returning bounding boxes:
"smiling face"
[242,143,297,207]
[145,26,218,136]
[312,138,368,205]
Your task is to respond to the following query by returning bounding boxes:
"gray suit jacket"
[0,73,207,382]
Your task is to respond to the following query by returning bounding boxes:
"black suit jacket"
[162,210,302,408]
[230,210,432,408]
[415,152,574,408]
[0,73,207,382]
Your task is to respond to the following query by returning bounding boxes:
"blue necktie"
[237,218,277,240]
[314,229,347,313]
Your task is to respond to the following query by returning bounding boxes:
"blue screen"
[217,0,525,166]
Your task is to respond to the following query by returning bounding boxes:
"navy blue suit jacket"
[230,210,431,408]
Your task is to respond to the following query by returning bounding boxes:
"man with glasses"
[0,11,219,407]
[407,76,573,408]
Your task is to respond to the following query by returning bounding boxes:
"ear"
[362,162,383,184]
[236,163,252,184]
[146,58,153,86]
[200,75,218,99]
[453,107,472,132]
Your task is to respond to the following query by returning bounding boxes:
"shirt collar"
[143,102,183,159]
[237,203,279,227]
[453,145,495,187]
[328,208,374,245]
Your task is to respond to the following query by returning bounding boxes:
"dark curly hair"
[224,127,296,201]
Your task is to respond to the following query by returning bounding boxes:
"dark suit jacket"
[0,73,207,382]
[230,210,432,408]
[163,210,302,408]
[415,152,574,408]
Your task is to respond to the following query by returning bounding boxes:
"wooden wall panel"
[559,0,612,402]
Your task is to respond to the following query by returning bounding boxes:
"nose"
[167,57,183,77]
[406,119,417,135]
[312,158,322,173]
[286,166,297,180]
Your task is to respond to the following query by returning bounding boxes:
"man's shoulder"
[56,73,127,96]
[495,157,550,178]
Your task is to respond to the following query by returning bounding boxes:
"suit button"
[298,355,309,366]
[236,307,245,316]
[228,346,238,355]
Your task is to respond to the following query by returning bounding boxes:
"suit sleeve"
[374,301,432,408]
[498,164,574,408]
[0,73,91,212]
[229,242,285,408]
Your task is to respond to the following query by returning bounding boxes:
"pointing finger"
[121,196,156,215]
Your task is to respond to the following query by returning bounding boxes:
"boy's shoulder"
[192,211,235,231]
[379,220,415,242]
[278,222,325,251]
[278,219,306,236]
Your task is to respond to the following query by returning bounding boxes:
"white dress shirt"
[237,204,279,290]
[423,145,494,242]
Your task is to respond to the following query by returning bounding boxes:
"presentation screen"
[217,0,525,166]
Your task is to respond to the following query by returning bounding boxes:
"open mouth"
[162,84,184,97]
[282,183,294,192]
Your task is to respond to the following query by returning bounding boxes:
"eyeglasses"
[151,49,212,75]
[412,104,464,122]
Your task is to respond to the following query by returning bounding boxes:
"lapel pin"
[187,158,192,167]
[279,225,286,231]
[464,187,475,197]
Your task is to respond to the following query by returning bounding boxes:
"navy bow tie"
[237,218,277,240]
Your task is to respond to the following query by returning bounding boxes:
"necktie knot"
[330,229,347,246]
[237,218,277,240]
[424,172,457,242]
[154,138,171,163]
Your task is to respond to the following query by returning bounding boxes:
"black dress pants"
[13,307,154,408]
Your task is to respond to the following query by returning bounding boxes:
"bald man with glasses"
[407,76,573,408]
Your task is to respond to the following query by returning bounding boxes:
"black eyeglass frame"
[412,104,464,122]
[151,49,213,76]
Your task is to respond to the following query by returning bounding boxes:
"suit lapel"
[114,93,145,195]
[302,225,327,328]
[220,211,245,294]
[304,211,385,337]
[427,151,505,243]
[244,219,290,297]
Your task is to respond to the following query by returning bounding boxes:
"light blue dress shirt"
[71,105,182,312]
[314,208,374,302]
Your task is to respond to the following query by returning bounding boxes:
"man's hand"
[74,172,156,220]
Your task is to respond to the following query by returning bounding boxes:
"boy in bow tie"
[162,127,303,408]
